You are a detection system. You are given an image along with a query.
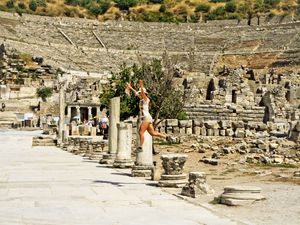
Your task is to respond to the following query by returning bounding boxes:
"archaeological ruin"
[0,8,300,224]
[0,10,299,164]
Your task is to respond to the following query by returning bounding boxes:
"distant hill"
[0,0,299,23]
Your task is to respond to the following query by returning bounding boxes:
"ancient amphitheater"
[0,11,299,74]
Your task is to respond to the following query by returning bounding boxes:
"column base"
[131,165,154,177]
[158,174,187,188]
[113,159,134,168]
[99,153,116,164]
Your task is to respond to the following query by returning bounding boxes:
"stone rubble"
[181,172,214,198]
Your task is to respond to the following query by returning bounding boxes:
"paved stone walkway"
[0,130,238,225]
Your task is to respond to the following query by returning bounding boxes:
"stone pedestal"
[91,127,97,136]
[113,122,134,168]
[100,97,120,164]
[158,154,188,188]
[181,172,214,198]
[83,125,90,136]
[131,131,153,177]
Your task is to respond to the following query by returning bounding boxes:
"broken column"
[113,122,134,168]
[158,154,188,188]
[220,185,265,206]
[131,125,154,177]
[181,172,214,198]
[100,97,120,164]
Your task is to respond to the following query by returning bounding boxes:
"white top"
[140,97,151,118]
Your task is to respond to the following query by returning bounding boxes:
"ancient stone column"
[64,124,69,140]
[100,97,120,164]
[131,118,154,177]
[67,106,71,123]
[58,81,66,146]
[76,106,81,122]
[113,122,134,168]
[88,106,92,120]
[96,106,100,118]
[158,154,188,188]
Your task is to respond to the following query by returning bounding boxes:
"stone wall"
[156,118,289,139]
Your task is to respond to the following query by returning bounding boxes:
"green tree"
[18,2,26,9]
[29,0,37,11]
[254,0,267,25]
[36,87,53,101]
[195,3,211,22]
[100,58,186,127]
[238,0,256,25]
[225,1,237,13]
[6,0,14,9]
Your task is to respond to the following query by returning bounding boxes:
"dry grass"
[0,0,298,21]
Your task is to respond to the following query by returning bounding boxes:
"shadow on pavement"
[93,180,154,187]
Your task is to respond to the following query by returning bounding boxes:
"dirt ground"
[153,138,300,225]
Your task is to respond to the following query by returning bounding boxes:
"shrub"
[214,6,226,16]
[176,111,187,120]
[115,0,139,10]
[227,12,241,20]
[88,3,102,15]
[159,4,166,13]
[6,0,14,8]
[37,0,46,7]
[88,1,110,16]
[36,87,53,101]
[29,0,37,11]
[64,0,80,6]
[206,12,217,20]
[149,0,164,3]
[264,0,281,7]
[195,3,210,13]
[18,2,26,9]
[225,1,236,13]
[209,0,230,2]
[142,11,160,22]
[64,8,76,17]
[99,0,111,14]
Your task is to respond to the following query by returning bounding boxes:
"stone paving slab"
[0,130,239,225]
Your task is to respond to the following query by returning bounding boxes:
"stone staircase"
[32,136,57,146]
[185,105,265,123]
[0,111,17,127]
[0,99,35,128]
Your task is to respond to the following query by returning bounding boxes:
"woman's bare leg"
[147,123,166,139]
[139,121,150,147]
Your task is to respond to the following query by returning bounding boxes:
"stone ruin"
[0,12,299,202]
[0,43,61,128]
[220,185,266,206]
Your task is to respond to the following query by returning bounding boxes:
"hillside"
[0,0,299,23]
